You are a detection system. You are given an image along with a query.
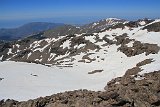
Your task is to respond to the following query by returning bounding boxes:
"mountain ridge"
[0,22,64,41]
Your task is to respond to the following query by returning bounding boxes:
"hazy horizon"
[1,16,160,29]
[1,0,160,28]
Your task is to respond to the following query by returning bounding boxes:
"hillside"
[0,18,160,107]
[0,22,64,41]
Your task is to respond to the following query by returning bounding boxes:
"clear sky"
[0,0,160,28]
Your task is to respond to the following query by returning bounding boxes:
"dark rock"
[151,100,160,106]
[124,67,142,76]
[0,42,12,52]
[111,99,131,106]
[88,70,103,74]
[16,49,31,58]
[136,59,153,67]
[102,36,115,45]
[0,78,4,81]
[0,99,18,107]
[143,22,160,32]
[118,38,160,57]
[98,92,119,100]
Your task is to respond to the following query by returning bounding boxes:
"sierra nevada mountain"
[0,18,160,107]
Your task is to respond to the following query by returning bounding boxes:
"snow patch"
[139,21,146,25]
[134,75,145,80]
[126,41,134,47]
[139,52,160,75]
[62,40,70,49]
[7,49,12,55]
[16,44,20,48]
[85,35,96,43]
[78,44,86,48]
[0,55,3,60]
[48,53,56,61]
[27,52,32,59]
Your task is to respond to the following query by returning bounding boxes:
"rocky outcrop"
[116,34,160,57]
[143,22,160,32]
[88,70,103,74]
[105,70,160,107]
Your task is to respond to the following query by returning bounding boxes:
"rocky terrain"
[0,18,160,107]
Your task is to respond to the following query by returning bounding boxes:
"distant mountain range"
[0,18,153,42]
[0,22,64,41]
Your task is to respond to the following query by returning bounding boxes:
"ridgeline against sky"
[0,0,160,28]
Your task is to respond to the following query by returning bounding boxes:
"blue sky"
[0,0,160,28]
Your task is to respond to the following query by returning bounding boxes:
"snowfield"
[0,61,107,101]
[0,49,160,101]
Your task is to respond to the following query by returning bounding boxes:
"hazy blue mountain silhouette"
[0,22,64,41]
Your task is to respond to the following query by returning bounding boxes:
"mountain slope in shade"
[0,18,160,106]
[0,22,64,41]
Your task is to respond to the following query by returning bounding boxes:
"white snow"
[132,31,160,46]
[0,46,155,101]
[85,35,96,43]
[93,23,98,26]
[62,40,70,49]
[78,44,85,48]
[54,53,70,61]
[7,49,13,55]
[0,55,3,60]
[33,44,50,52]
[92,23,99,28]
[98,25,160,46]
[48,53,56,61]
[106,18,121,21]
[115,81,120,84]
[27,52,32,59]
[105,18,123,25]
[30,41,41,48]
[138,52,160,75]
[134,76,145,80]
[139,21,146,25]
[126,41,134,47]
[16,44,20,48]
[0,61,106,101]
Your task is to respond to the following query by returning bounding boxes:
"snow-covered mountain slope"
[43,18,128,38]
[0,18,159,65]
[80,18,126,33]
[0,18,160,101]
